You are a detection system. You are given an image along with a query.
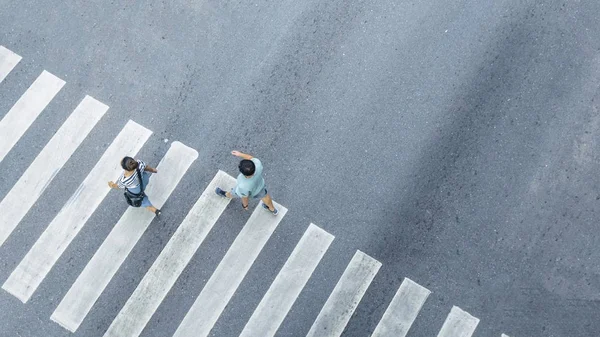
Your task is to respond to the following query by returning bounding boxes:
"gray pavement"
[0,0,599,336]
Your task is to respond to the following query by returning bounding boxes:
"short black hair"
[121,156,137,171]
[238,159,255,176]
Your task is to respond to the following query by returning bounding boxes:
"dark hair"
[121,156,138,171]
[238,159,255,176]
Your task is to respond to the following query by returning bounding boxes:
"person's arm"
[108,181,120,189]
[231,150,253,160]
[144,165,158,173]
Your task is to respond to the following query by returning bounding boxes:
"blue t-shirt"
[234,158,265,197]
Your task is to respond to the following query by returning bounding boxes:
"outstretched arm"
[231,150,253,160]
[144,165,158,173]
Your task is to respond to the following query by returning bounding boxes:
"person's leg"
[128,184,158,215]
[216,187,250,210]
[216,187,235,199]
[144,200,160,215]
[141,194,160,216]
[138,172,159,215]
[261,193,275,212]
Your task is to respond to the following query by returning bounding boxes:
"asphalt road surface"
[0,0,599,336]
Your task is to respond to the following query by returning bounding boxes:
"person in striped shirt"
[108,156,161,216]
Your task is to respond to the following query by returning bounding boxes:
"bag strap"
[136,168,145,193]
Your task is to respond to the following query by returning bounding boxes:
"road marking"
[2,120,151,303]
[0,96,108,248]
[371,277,431,337]
[50,141,197,332]
[239,223,335,337]
[501,334,510,337]
[306,250,381,337]
[0,70,65,163]
[97,171,235,337]
[436,306,480,337]
[173,201,288,337]
[0,46,21,83]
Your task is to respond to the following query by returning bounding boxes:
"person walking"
[216,150,278,215]
[108,156,161,216]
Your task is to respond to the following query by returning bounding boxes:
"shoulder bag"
[123,168,145,207]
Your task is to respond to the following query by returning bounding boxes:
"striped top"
[117,160,146,189]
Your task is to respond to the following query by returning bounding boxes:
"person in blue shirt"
[216,150,278,215]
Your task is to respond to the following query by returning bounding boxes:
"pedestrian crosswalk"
[437,306,480,337]
[0,45,512,337]
[52,141,198,332]
[0,45,21,83]
[0,69,65,163]
[239,224,334,337]
[173,200,289,337]
[371,278,431,337]
[102,171,236,337]
[0,95,108,248]
[306,251,381,337]
[2,120,152,303]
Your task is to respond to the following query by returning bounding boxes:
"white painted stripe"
[436,306,480,337]
[2,121,151,303]
[240,223,335,337]
[306,251,381,337]
[371,278,431,337]
[51,141,198,332]
[307,250,381,337]
[100,170,235,337]
[173,202,289,337]
[0,96,108,248]
[0,70,65,163]
[0,46,22,83]
[501,334,510,337]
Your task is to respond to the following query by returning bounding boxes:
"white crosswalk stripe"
[51,141,198,332]
[101,170,235,337]
[0,70,65,163]
[0,95,108,248]
[239,223,335,337]
[2,120,152,303]
[0,45,21,83]
[307,250,381,337]
[0,52,514,337]
[371,277,431,337]
[173,201,288,337]
[437,306,480,337]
